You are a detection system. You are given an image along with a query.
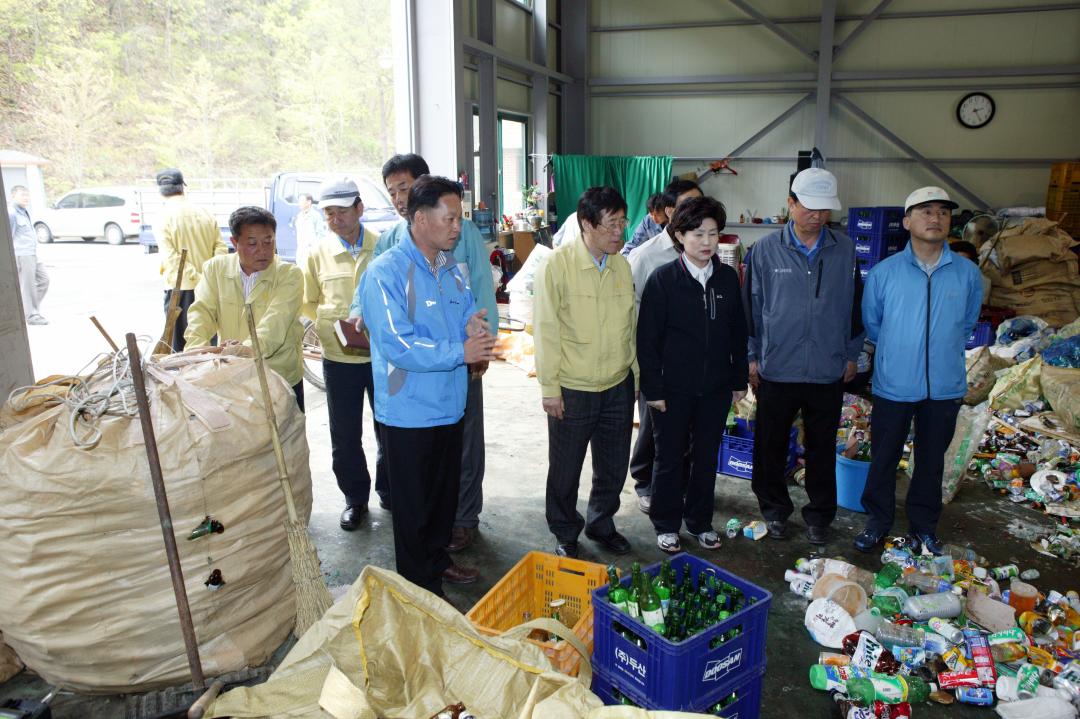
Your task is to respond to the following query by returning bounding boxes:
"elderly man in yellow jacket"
[185,206,305,408]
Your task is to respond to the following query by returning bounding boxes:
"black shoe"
[806,525,829,545]
[585,530,632,555]
[853,527,886,553]
[378,497,392,511]
[555,541,579,558]
[911,533,945,556]
[766,520,787,540]
[339,504,367,531]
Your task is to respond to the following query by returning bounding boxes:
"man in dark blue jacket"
[855,187,982,556]
[743,168,864,545]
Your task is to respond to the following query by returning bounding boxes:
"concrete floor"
[3,242,1077,717]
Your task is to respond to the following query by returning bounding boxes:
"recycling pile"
[838,394,876,462]
[796,543,1080,717]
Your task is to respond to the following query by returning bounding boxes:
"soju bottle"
[627,563,642,620]
[654,563,673,614]
[680,564,693,597]
[548,598,565,642]
[607,565,629,614]
[638,574,666,633]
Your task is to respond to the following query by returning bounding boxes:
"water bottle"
[940,543,986,564]
[875,621,925,648]
[927,617,964,644]
[902,592,962,621]
[898,573,952,595]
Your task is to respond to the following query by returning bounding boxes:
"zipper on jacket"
[925,273,932,399]
[815,258,823,298]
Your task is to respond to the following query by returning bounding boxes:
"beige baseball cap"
[904,186,958,213]
[790,168,841,211]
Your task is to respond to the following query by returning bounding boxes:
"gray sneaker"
[656,533,681,554]
[637,494,651,514]
[690,530,722,550]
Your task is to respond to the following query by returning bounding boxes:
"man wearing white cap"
[854,187,981,556]
[301,177,385,531]
[742,168,864,546]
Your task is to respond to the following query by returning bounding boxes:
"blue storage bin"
[591,553,772,711]
[966,321,993,350]
[853,231,908,260]
[717,418,798,479]
[848,206,905,235]
[857,256,878,280]
[836,452,870,512]
[591,664,766,718]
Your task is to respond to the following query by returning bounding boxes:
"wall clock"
[957,92,995,129]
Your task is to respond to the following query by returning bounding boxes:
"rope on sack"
[6,336,156,449]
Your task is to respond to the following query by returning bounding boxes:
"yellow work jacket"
[302,227,380,363]
[185,255,305,385]
[158,199,229,290]
[533,236,639,397]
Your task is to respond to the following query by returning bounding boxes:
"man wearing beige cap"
[302,177,385,531]
[742,168,864,546]
[854,187,982,556]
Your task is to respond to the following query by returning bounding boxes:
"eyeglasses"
[599,218,629,232]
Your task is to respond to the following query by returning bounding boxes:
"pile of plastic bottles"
[837,394,882,463]
[794,542,1080,717]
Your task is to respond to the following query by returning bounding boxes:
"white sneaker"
[656,533,681,554]
[691,530,722,550]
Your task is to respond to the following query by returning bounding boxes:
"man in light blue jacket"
[357,153,498,555]
[854,187,982,556]
[359,175,500,597]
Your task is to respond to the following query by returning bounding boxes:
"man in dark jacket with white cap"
[743,168,864,546]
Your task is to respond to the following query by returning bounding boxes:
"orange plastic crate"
[466,551,609,677]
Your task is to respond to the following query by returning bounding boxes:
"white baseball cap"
[790,168,841,211]
[904,186,959,213]
[317,178,361,208]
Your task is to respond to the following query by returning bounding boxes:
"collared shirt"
[157,199,229,290]
[786,221,824,266]
[628,228,678,310]
[915,249,944,276]
[591,252,608,272]
[185,255,305,385]
[339,225,365,260]
[533,236,639,397]
[8,204,36,257]
[241,268,260,299]
[685,257,713,290]
[302,224,380,363]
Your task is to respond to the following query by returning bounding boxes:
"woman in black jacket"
[637,196,749,554]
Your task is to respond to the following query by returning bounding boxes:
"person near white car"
[8,185,49,325]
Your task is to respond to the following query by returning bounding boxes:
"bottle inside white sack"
[994,696,1079,719]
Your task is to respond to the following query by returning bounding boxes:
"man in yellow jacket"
[533,186,639,559]
[185,206,305,409]
[302,178,384,531]
[155,168,229,351]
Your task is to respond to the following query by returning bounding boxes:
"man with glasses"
[854,187,981,556]
[742,168,864,546]
[533,186,639,558]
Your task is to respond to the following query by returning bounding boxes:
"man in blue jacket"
[855,187,982,556]
[359,175,500,596]
[743,168,864,545]
[360,153,498,555]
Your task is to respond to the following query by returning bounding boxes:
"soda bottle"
[872,593,903,616]
[897,573,952,595]
[638,574,666,633]
[607,565,629,614]
[940,544,986,564]
[845,676,933,704]
[875,563,904,590]
[627,563,642,620]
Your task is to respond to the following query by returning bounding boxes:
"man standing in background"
[156,168,229,351]
[8,185,49,325]
[291,192,325,266]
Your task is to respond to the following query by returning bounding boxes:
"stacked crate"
[847,206,909,280]
[590,554,772,717]
[1047,162,1080,239]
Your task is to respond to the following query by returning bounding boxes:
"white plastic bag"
[804,598,857,649]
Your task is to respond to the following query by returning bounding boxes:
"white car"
[35,187,143,245]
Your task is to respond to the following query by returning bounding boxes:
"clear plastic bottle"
[940,544,986,564]
[902,592,962,621]
[875,621,925,648]
[898,573,953,595]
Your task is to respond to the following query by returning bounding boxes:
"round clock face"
[957,92,995,129]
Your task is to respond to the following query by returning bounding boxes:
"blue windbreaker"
[359,236,476,428]
[862,243,983,402]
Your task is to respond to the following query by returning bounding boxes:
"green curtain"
[552,155,673,241]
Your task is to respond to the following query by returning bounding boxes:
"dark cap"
[156,168,186,187]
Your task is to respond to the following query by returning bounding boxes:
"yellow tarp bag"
[208,566,714,719]
[988,356,1043,411]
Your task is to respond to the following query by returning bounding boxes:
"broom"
[245,304,332,635]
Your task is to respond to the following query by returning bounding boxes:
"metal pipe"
[590,81,1080,97]
[126,333,206,691]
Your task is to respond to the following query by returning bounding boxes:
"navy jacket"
[637,255,749,399]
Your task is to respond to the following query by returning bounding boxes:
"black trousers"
[545,373,634,543]
[162,289,196,352]
[629,393,655,497]
[861,395,962,536]
[322,358,387,508]
[291,381,305,413]
[751,378,843,528]
[380,420,464,596]
[649,393,730,535]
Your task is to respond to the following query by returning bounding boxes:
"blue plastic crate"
[852,231,908,260]
[591,664,766,718]
[591,553,772,711]
[848,206,905,235]
[966,321,993,350]
[717,418,798,479]
[857,256,878,281]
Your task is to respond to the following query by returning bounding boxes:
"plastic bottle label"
[867,677,907,702]
[627,603,640,620]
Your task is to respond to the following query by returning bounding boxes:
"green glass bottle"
[681,564,693,597]
[639,574,666,633]
[654,565,673,614]
[607,565,630,614]
[627,563,642,620]
[875,563,904,590]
